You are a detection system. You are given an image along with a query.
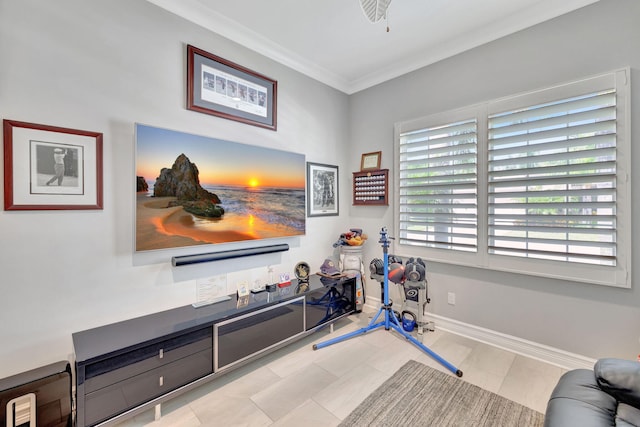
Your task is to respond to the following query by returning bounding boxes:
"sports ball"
[388,262,405,283]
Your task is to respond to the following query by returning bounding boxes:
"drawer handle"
[159,349,164,359]
[159,376,164,387]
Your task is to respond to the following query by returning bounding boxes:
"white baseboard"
[363,299,595,371]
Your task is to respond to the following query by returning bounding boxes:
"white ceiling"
[147,0,600,94]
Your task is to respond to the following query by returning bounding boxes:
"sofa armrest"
[544,369,617,427]
[595,358,640,409]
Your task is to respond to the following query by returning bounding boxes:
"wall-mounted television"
[135,124,305,252]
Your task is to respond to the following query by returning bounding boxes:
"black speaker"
[172,244,289,266]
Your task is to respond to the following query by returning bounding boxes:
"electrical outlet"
[447,292,456,305]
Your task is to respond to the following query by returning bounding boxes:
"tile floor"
[115,308,567,426]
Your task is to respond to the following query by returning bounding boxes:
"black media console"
[72,275,356,426]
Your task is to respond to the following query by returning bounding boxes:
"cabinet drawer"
[84,348,212,426]
[215,297,305,370]
[84,326,212,393]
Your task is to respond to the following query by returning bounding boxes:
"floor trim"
[363,300,595,371]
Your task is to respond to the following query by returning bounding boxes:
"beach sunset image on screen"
[135,124,305,251]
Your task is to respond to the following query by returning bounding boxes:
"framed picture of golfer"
[3,119,103,210]
[33,143,83,194]
[306,162,338,217]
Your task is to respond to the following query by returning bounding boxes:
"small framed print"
[3,120,103,210]
[187,44,277,131]
[360,151,381,171]
[307,162,339,217]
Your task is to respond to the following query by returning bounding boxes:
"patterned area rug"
[340,360,545,427]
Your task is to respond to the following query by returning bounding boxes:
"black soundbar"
[171,243,289,266]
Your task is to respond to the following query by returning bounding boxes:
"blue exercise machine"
[312,226,463,377]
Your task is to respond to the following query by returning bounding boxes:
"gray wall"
[0,0,350,378]
[349,0,640,359]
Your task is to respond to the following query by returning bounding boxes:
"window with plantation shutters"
[487,90,617,266]
[398,118,478,252]
[394,69,630,287]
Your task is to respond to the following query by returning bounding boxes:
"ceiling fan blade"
[360,0,392,23]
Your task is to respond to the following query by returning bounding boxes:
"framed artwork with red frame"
[3,119,103,210]
[187,44,277,131]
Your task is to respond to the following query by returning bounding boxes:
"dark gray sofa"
[545,358,640,426]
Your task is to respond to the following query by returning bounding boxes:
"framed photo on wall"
[187,44,277,131]
[3,120,103,210]
[307,162,339,217]
[360,151,381,171]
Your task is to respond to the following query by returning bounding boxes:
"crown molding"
[147,0,600,95]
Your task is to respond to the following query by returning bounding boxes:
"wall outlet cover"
[447,292,456,305]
